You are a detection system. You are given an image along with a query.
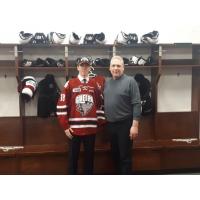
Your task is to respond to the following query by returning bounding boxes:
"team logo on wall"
[75,94,94,116]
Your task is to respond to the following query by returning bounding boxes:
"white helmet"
[69,32,81,44]
[21,76,37,101]
[47,32,66,44]
[116,31,138,45]
[19,31,34,44]
[116,31,129,45]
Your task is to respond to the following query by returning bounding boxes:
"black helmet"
[141,30,159,44]
[31,32,49,44]
[83,34,95,45]
[94,32,106,44]
[92,58,110,67]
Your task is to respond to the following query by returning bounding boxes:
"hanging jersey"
[57,77,105,136]
[37,74,60,118]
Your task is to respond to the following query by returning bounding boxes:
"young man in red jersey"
[57,57,105,175]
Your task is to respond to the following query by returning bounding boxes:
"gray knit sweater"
[104,74,141,122]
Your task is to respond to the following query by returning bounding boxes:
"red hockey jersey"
[57,76,105,136]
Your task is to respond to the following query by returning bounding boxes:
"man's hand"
[129,126,138,140]
[65,128,74,139]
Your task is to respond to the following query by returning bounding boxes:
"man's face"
[77,63,91,77]
[109,58,124,79]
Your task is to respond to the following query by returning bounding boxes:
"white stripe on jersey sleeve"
[56,112,67,115]
[57,105,67,109]
[70,125,97,128]
[69,118,97,121]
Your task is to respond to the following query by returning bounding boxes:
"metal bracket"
[0,146,24,152]
[172,138,198,144]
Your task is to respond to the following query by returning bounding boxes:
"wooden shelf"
[125,65,159,69]
[114,43,158,48]
[67,65,159,69]
[18,67,66,71]
[162,65,200,68]
[67,44,113,48]
[19,44,66,48]
[0,43,17,47]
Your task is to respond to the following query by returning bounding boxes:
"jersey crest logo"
[75,94,94,116]
[81,86,88,91]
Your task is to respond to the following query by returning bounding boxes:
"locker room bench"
[0,114,200,174]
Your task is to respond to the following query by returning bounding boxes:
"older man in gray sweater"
[104,55,141,175]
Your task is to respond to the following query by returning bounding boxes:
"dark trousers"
[68,134,96,175]
[107,118,133,175]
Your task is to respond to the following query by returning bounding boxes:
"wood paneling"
[20,154,68,175]
[162,59,194,65]
[133,149,161,171]
[192,68,200,111]
[162,149,200,170]
[0,156,18,174]
[136,114,155,141]
[0,117,22,145]
[155,112,198,139]
[24,117,66,145]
